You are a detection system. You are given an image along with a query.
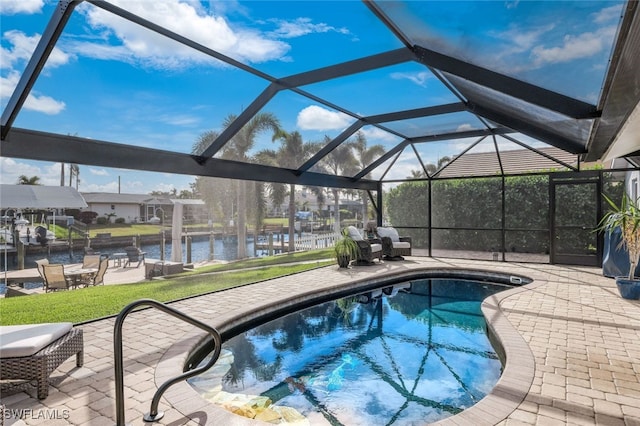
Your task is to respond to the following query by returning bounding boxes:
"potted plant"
[597,193,640,299]
[334,229,359,268]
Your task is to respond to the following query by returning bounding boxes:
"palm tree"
[219,113,281,258]
[265,130,320,252]
[352,131,385,227]
[408,169,427,179]
[193,131,240,239]
[315,136,358,233]
[17,175,41,185]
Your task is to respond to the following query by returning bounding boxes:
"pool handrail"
[113,298,222,425]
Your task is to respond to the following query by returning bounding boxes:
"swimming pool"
[188,278,518,425]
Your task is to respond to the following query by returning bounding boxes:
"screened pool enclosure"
[1,0,639,267]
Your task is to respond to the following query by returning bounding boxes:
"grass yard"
[0,260,334,325]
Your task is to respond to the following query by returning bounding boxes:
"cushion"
[0,322,73,358]
[392,241,411,249]
[377,227,400,242]
[370,243,382,253]
[346,226,363,241]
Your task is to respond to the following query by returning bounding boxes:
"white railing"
[294,231,341,251]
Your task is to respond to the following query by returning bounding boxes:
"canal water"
[1,235,273,272]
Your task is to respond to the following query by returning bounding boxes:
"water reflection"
[190,280,508,425]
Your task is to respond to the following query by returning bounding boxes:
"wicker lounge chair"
[345,226,382,265]
[377,227,412,260]
[0,323,84,399]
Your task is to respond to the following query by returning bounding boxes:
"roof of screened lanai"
[1,0,639,190]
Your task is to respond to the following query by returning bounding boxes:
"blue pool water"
[189,279,512,425]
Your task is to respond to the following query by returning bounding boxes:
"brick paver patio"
[1,257,639,425]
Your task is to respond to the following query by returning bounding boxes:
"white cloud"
[0,0,44,15]
[593,5,622,24]
[390,71,432,88]
[360,126,401,144]
[76,0,291,68]
[268,17,350,39]
[0,158,63,186]
[1,71,66,114]
[89,168,110,176]
[297,105,352,131]
[456,123,473,132]
[532,26,617,66]
[1,30,72,70]
[1,31,70,114]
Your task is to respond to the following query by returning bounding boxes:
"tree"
[261,130,319,251]
[316,136,358,233]
[352,131,385,227]
[194,113,281,259]
[220,113,281,258]
[192,131,235,232]
[17,175,41,185]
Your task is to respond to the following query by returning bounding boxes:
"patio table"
[111,253,127,268]
[64,267,98,288]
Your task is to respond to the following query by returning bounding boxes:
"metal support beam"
[413,45,599,120]
[354,140,409,180]
[197,83,281,160]
[1,128,378,191]
[467,103,587,154]
[297,121,365,173]
[364,103,466,124]
[282,48,415,88]
[1,0,82,140]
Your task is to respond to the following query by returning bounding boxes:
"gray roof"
[437,147,578,178]
[81,192,148,204]
[1,185,87,209]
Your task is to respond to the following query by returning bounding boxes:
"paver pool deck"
[1,257,639,425]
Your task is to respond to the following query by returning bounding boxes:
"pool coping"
[155,267,539,425]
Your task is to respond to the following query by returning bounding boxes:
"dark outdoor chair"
[345,226,382,265]
[376,227,412,260]
[124,246,145,268]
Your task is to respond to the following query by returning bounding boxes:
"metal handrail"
[113,299,222,425]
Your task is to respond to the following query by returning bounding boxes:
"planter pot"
[615,277,640,300]
[336,254,351,268]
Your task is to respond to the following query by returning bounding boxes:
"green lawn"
[0,250,336,325]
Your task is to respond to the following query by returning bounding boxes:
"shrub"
[96,217,108,225]
[79,211,98,224]
[115,217,126,224]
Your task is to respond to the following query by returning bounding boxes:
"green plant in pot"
[597,193,640,299]
[334,229,359,268]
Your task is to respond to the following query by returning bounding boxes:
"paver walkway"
[1,257,639,425]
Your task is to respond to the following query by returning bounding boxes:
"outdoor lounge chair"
[345,226,383,265]
[41,264,72,292]
[0,322,84,399]
[376,227,412,260]
[124,246,145,268]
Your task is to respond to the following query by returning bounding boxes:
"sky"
[0,0,625,194]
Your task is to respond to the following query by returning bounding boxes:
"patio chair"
[345,226,382,265]
[0,322,84,399]
[35,258,49,278]
[82,254,101,269]
[89,257,109,286]
[377,227,412,260]
[41,264,71,292]
[124,246,145,268]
